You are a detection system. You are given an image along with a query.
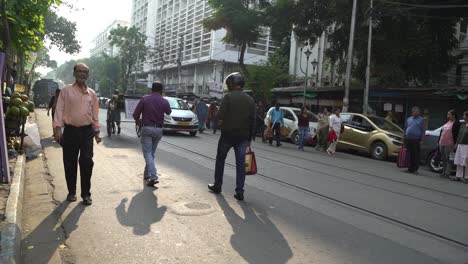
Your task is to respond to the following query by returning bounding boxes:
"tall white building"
[90,20,130,58]
[131,0,149,34]
[132,0,275,95]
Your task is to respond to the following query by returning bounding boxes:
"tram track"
[194,133,468,201]
[108,121,468,248]
[113,122,468,212]
[159,138,468,249]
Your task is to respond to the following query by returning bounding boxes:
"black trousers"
[62,124,94,198]
[405,139,421,172]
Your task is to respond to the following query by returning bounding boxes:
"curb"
[0,155,26,264]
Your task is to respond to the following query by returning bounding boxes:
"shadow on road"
[21,201,86,264]
[101,135,140,149]
[216,195,293,264]
[115,184,167,235]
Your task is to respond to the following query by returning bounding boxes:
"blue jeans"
[214,136,249,193]
[141,126,163,180]
[298,127,309,149]
[198,115,206,130]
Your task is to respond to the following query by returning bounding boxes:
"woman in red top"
[297,107,310,151]
[439,109,460,178]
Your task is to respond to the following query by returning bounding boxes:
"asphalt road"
[23,109,468,263]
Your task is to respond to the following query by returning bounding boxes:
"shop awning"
[291,92,317,98]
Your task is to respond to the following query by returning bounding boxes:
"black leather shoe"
[208,184,221,194]
[82,196,92,206]
[147,179,159,186]
[117,127,121,135]
[234,192,244,201]
[67,194,77,202]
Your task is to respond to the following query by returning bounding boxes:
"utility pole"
[343,0,358,112]
[363,0,373,114]
[177,34,184,94]
[134,51,139,95]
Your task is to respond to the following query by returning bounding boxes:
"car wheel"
[371,141,387,160]
[190,131,197,137]
[428,152,443,173]
[291,131,299,145]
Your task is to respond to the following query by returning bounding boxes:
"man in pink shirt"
[53,63,101,205]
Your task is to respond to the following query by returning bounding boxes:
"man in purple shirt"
[133,82,171,186]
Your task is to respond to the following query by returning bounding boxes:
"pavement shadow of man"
[116,185,167,236]
[21,202,86,264]
[216,195,293,264]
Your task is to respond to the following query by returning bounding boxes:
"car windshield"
[368,116,403,133]
[167,98,190,110]
[293,110,318,122]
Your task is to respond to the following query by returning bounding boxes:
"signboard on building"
[384,103,392,111]
[208,82,224,99]
[395,104,404,113]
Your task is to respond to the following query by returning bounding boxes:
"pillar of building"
[459,27,468,86]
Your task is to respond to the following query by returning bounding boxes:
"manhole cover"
[168,201,215,216]
[184,202,211,210]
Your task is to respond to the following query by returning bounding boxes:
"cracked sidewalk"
[20,153,77,264]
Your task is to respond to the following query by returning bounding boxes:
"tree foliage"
[53,59,77,84]
[43,11,81,54]
[51,55,121,97]
[203,0,266,74]
[0,0,58,54]
[109,25,147,94]
[0,0,81,89]
[267,0,466,87]
[245,49,290,100]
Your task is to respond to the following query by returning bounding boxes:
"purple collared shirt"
[133,93,171,126]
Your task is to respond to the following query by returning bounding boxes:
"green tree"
[51,55,120,97]
[267,0,465,87]
[0,0,80,89]
[86,55,121,97]
[109,25,147,94]
[54,59,77,84]
[203,0,266,74]
[43,11,81,54]
[245,49,290,100]
[26,47,57,89]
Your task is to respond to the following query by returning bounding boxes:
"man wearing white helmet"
[208,72,255,201]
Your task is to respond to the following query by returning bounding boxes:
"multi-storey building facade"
[132,0,275,96]
[131,0,149,34]
[90,20,129,58]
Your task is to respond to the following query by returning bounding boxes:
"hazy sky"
[39,0,132,74]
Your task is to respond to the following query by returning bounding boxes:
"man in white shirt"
[327,108,342,156]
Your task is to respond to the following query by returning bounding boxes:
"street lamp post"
[311,59,319,84]
[344,0,358,112]
[303,49,312,107]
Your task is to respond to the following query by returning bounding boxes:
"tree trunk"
[239,41,248,76]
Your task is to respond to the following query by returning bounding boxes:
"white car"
[163,97,199,136]
[264,107,319,145]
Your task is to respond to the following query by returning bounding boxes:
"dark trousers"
[62,124,94,198]
[269,123,281,146]
[405,139,421,172]
[214,136,249,193]
[211,118,217,134]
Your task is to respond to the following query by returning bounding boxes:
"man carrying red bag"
[208,72,256,201]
